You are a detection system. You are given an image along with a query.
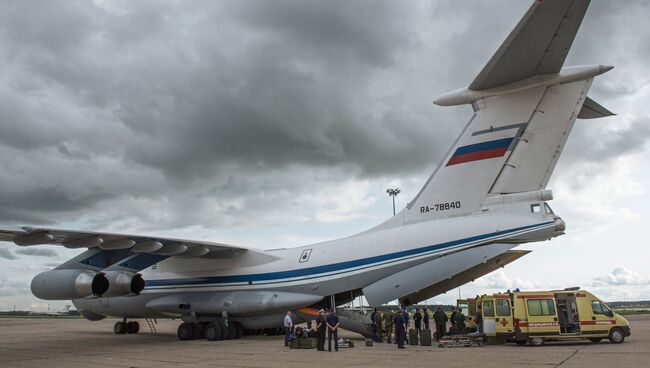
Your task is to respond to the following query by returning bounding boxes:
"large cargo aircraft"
[0,0,615,341]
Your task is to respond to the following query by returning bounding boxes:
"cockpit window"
[544,203,554,214]
[531,203,541,213]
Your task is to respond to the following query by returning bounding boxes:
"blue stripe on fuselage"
[145,221,553,288]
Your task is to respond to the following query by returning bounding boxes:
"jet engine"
[102,271,145,297]
[31,269,109,300]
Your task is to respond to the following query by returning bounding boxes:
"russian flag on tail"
[446,137,514,166]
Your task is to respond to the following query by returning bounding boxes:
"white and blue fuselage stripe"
[145,221,554,290]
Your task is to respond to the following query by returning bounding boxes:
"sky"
[0,0,649,312]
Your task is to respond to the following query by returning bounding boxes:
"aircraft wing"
[469,0,590,90]
[0,225,257,259]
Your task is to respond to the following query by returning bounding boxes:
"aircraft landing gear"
[114,318,140,334]
[177,320,243,341]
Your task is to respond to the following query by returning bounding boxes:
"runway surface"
[1,314,648,367]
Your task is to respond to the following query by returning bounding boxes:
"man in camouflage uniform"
[385,310,394,343]
[375,309,384,342]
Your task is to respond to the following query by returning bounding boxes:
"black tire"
[608,327,625,344]
[114,321,126,335]
[191,323,204,339]
[205,322,223,341]
[589,338,602,343]
[234,322,243,339]
[127,321,140,334]
[227,323,237,340]
[529,337,544,346]
[515,340,527,346]
[177,322,194,341]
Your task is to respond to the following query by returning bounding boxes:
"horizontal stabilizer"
[578,96,615,119]
[398,250,530,306]
[470,0,590,90]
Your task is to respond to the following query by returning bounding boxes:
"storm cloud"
[0,0,648,233]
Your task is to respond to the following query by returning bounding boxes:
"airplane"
[0,0,615,341]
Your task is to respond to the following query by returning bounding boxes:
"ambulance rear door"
[495,296,514,338]
[482,296,496,336]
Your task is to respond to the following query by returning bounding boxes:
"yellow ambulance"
[478,288,630,345]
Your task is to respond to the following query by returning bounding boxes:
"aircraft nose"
[554,217,566,233]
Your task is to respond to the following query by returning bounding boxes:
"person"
[393,310,406,349]
[316,309,326,351]
[423,308,430,330]
[454,309,467,334]
[385,310,394,343]
[376,309,384,342]
[283,311,293,347]
[433,306,448,340]
[449,307,457,332]
[402,309,409,343]
[476,305,483,336]
[326,309,340,352]
[371,307,378,342]
[413,308,422,336]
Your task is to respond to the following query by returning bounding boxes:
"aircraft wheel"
[191,323,204,339]
[529,337,544,346]
[127,321,140,334]
[226,323,237,340]
[114,321,126,335]
[177,322,194,341]
[589,338,602,343]
[205,322,223,341]
[233,322,243,339]
[608,328,625,344]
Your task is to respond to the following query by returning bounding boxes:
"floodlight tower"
[386,188,401,216]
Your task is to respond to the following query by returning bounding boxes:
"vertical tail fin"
[397,0,613,225]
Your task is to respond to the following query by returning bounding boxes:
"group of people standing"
[285,310,341,352]
[284,305,476,351]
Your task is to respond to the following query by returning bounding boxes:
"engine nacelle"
[31,269,109,300]
[102,271,145,297]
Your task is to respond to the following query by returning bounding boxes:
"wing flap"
[0,226,260,259]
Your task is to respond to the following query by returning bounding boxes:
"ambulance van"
[479,288,630,346]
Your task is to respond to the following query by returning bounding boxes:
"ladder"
[145,318,158,334]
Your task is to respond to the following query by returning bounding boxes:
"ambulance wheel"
[205,322,223,341]
[114,321,126,334]
[177,322,194,341]
[515,340,527,346]
[608,328,625,344]
[529,337,544,346]
[589,338,602,343]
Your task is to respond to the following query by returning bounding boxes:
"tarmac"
[1,314,648,368]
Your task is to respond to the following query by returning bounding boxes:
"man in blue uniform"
[326,309,340,352]
[316,309,326,351]
[423,307,430,330]
[393,310,406,349]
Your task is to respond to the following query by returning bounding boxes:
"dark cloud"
[14,247,58,257]
[0,0,648,231]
